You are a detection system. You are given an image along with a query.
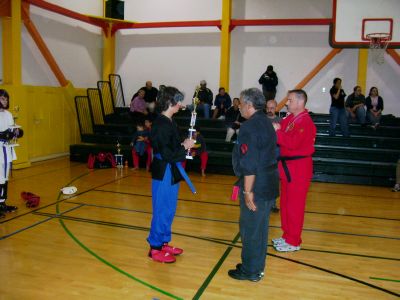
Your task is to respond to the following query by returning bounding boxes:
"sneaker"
[0,203,18,213]
[272,237,285,246]
[228,264,264,282]
[148,249,176,263]
[392,184,400,192]
[162,243,183,256]
[274,241,300,252]
[236,263,264,277]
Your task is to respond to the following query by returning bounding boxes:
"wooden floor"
[0,157,399,300]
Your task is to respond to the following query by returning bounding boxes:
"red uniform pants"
[132,146,152,169]
[279,159,312,247]
[181,151,208,171]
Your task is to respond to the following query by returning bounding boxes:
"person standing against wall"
[228,88,279,282]
[147,86,195,263]
[329,78,349,137]
[272,89,316,252]
[258,65,278,101]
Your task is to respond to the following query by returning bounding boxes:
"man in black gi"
[228,87,279,282]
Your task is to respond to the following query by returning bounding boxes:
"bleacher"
[70,75,399,187]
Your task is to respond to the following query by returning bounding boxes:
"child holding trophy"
[147,86,195,263]
[0,89,23,218]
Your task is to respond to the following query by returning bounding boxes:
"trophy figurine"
[114,140,124,168]
[8,106,22,147]
[186,87,200,160]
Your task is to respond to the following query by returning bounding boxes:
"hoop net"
[366,33,391,64]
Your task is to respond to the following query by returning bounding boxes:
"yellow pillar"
[2,0,22,85]
[2,0,30,168]
[219,0,231,91]
[102,24,115,80]
[357,49,368,93]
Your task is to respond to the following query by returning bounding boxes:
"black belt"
[278,155,309,182]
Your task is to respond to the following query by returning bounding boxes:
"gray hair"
[240,88,265,110]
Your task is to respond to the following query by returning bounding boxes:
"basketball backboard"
[331,0,400,48]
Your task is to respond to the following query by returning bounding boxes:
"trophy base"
[9,125,21,129]
[4,143,19,148]
[186,155,193,160]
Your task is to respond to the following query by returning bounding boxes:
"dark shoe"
[0,211,5,218]
[271,205,279,213]
[0,202,18,213]
[228,264,264,282]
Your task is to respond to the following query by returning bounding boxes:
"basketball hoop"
[366,33,391,64]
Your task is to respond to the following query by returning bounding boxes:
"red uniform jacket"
[276,110,316,182]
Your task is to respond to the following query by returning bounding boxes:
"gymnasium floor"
[0,157,399,299]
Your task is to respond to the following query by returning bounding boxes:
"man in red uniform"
[271,89,316,252]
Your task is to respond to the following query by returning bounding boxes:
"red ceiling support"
[23,0,109,33]
[111,20,221,35]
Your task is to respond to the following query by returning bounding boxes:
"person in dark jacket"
[329,77,349,137]
[365,86,384,128]
[228,88,279,282]
[258,65,278,100]
[147,86,195,263]
[345,85,366,126]
[212,87,232,119]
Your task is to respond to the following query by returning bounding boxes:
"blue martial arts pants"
[147,164,180,247]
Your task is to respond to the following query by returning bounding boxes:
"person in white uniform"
[0,89,23,218]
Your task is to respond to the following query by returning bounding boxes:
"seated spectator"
[329,77,349,137]
[131,121,152,171]
[212,87,232,119]
[225,98,245,142]
[393,158,400,192]
[345,86,366,126]
[188,80,213,119]
[130,89,148,124]
[182,126,208,176]
[365,86,384,129]
[141,81,158,113]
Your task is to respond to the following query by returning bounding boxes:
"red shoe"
[21,191,39,201]
[148,249,176,263]
[162,243,183,256]
[26,196,40,208]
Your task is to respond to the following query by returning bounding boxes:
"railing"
[109,74,125,107]
[97,80,115,117]
[87,88,105,125]
[74,96,94,135]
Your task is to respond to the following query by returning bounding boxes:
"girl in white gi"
[0,89,23,218]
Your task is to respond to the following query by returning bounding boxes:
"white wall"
[5,1,103,87]
[117,0,222,103]
[1,0,399,115]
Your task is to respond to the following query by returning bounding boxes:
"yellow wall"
[0,84,83,166]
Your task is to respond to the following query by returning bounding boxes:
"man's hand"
[272,122,281,131]
[244,192,257,211]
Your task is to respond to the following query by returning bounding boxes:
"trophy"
[7,106,22,147]
[186,87,200,160]
[114,140,124,168]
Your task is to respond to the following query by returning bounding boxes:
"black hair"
[333,78,342,85]
[0,89,10,109]
[369,86,379,96]
[156,86,184,113]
